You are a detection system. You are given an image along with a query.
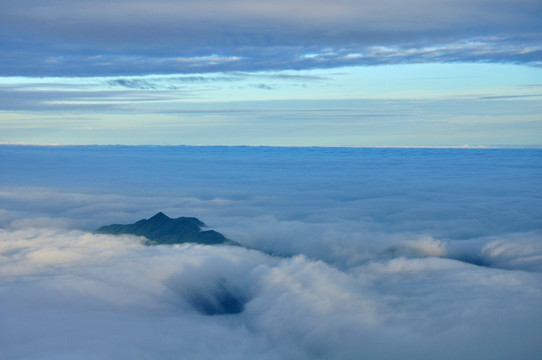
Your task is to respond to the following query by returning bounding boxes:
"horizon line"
[1,142,542,149]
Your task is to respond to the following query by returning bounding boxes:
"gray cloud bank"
[1,146,542,359]
[1,0,541,75]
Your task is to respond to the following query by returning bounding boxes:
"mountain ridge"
[95,212,237,246]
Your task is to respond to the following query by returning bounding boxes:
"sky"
[1,0,542,146]
[1,146,542,359]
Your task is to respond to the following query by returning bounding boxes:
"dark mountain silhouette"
[95,212,237,246]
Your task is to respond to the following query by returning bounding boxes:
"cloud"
[1,145,541,266]
[0,1,540,75]
[1,228,541,359]
[1,39,541,76]
[1,146,542,358]
[0,72,324,112]
[2,66,542,147]
[3,1,539,46]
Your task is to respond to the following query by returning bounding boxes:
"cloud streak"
[1,63,541,147]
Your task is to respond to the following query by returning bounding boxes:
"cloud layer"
[2,228,542,359]
[1,146,542,359]
[1,0,541,75]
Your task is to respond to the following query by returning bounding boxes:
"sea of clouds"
[1,146,541,359]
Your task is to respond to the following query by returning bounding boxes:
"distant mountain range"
[95,212,238,246]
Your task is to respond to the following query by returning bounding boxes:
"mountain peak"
[149,212,170,221]
[96,213,237,246]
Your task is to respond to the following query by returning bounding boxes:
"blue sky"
[1,0,541,146]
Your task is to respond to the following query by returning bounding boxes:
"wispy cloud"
[1,63,541,146]
[2,38,541,76]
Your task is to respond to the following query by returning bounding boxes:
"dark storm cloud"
[0,0,541,75]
